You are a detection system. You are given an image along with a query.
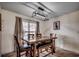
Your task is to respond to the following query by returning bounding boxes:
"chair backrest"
[50,33,56,38]
[14,35,20,51]
[50,33,57,44]
[36,33,42,39]
[50,33,53,39]
[28,34,34,40]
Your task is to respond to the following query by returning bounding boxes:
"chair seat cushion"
[20,44,31,52]
[23,44,31,48]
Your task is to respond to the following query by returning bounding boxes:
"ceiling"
[0,2,79,21]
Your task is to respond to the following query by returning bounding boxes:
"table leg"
[33,43,37,57]
[31,45,34,57]
[53,39,55,53]
[51,39,53,55]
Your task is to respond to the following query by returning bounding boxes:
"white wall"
[44,10,79,53]
[1,9,45,54]
[40,21,45,35]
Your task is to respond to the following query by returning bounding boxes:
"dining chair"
[28,34,34,40]
[38,33,56,55]
[28,34,35,56]
[52,34,57,53]
[14,35,32,57]
[48,33,57,53]
[36,33,42,39]
[36,33,45,52]
[36,33,53,56]
[36,39,53,56]
[28,33,46,56]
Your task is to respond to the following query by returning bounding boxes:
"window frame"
[22,20,37,40]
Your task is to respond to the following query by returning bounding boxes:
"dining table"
[23,36,57,57]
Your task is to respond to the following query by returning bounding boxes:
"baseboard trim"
[57,47,79,54]
[1,51,15,57]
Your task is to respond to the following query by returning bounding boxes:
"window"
[29,23,36,34]
[22,21,36,40]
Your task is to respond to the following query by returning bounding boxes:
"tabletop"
[26,36,57,44]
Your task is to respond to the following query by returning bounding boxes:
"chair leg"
[53,39,55,53]
[51,46,53,55]
[40,49,42,53]
[37,49,39,57]
[31,45,35,57]
[26,48,33,57]
[26,51,28,56]
[30,50,32,57]
[53,47,55,53]
[32,46,35,57]
[17,50,20,57]
[45,48,49,52]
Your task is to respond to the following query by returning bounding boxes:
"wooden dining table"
[24,36,57,57]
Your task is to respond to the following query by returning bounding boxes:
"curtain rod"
[22,18,39,23]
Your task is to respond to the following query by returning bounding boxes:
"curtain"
[0,13,1,31]
[0,13,1,56]
[14,17,23,50]
[14,17,22,39]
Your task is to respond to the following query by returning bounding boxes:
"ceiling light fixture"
[32,7,49,21]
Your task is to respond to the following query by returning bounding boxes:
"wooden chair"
[14,35,32,57]
[49,33,57,53]
[36,40,53,56]
[36,33,53,56]
[28,34,34,40]
[36,33,57,56]
[52,34,57,53]
[28,34,35,56]
[36,33,44,53]
[36,33,42,39]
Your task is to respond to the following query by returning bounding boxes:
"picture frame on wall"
[53,21,60,30]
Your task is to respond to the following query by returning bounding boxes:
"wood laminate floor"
[2,48,79,57]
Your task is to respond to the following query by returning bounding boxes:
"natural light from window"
[22,21,36,40]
